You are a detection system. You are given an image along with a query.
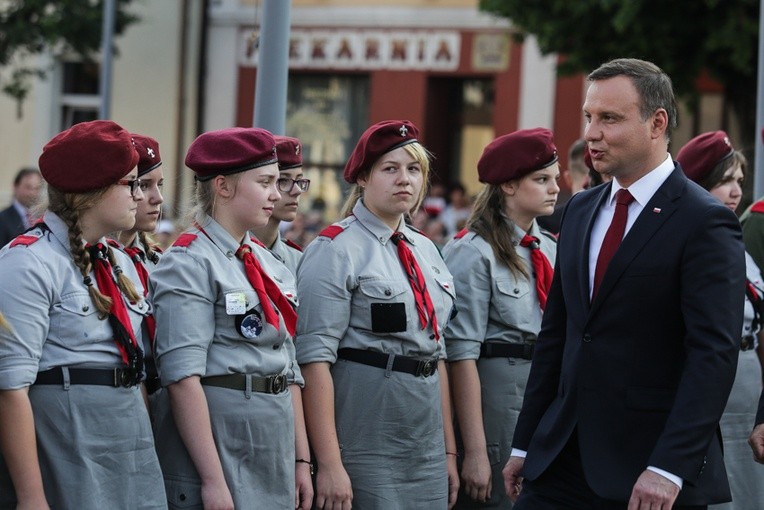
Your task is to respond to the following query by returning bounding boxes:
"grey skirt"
[153,385,295,509]
[0,383,166,510]
[332,358,448,509]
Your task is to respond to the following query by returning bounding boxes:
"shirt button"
[513,288,520,294]
[583,334,592,343]
[384,289,392,296]
[226,251,234,258]
[432,266,440,274]
[82,305,89,312]
[272,344,280,350]
[429,334,435,340]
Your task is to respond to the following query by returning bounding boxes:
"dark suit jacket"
[0,205,24,248]
[512,166,745,505]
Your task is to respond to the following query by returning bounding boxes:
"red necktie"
[520,235,554,311]
[391,232,439,341]
[236,244,297,336]
[593,188,635,297]
[88,243,143,368]
[124,246,156,348]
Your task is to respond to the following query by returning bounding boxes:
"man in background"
[0,167,42,247]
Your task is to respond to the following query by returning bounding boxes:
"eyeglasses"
[117,178,144,198]
[277,178,311,193]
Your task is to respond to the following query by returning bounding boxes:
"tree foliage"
[0,0,139,114]
[480,0,760,149]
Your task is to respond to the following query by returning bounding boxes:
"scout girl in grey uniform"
[297,120,459,510]
[252,135,309,275]
[444,128,559,509]
[676,131,764,510]
[0,120,166,509]
[151,127,311,510]
[117,133,165,400]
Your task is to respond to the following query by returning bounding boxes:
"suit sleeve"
[648,204,744,482]
[757,389,764,426]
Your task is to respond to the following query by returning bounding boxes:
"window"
[59,61,100,130]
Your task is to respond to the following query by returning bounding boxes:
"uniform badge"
[399,125,408,137]
[236,311,264,338]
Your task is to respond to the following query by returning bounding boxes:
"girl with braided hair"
[0,120,166,509]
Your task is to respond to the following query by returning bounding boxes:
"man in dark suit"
[502,58,744,509]
[0,167,42,247]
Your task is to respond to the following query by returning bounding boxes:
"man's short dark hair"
[14,167,40,187]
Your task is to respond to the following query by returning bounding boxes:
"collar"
[353,200,415,246]
[194,212,242,255]
[609,154,673,207]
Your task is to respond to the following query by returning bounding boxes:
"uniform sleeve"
[152,250,216,385]
[295,238,353,364]
[0,248,55,389]
[443,240,491,361]
[284,334,304,386]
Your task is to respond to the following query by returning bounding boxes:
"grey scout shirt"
[151,213,303,387]
[0,212,150,389]
[443,220,556,361]
[295,199,455,365]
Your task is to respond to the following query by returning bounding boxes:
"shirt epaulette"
[284,239,303,252]
[454,228,469,239]
[9,233,42,248]
[751,200,764,214]
[173,233,197,247]
[319,225,346,239]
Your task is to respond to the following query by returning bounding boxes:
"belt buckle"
[418,360,435,377]
[268,375,286,394]
[115,368,136,388]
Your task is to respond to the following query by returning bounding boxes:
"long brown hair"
[467,184,529,280]
[48,187,142,316]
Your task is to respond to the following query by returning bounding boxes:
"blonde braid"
[106,247,142,302]
[59,203,113,315]
[138,231,161,263]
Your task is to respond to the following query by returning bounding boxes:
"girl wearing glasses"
[297,120,459,509]
[151,127,307,509]
[0,120,165,509]
[116,134,165,403]
[251,135,310,276]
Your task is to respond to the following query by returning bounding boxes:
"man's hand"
[749,423,764,463]
[627,470,679,510]
[502,456,524,503]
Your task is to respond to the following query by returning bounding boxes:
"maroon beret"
[274,135,303,170]
[186,127,277,181]
[343,120,419,183]
[676,130,734,183]
[38,120,139,193]
[477,128,558,184]
[132,134,162,176]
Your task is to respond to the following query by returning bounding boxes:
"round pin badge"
[236,311,264,338]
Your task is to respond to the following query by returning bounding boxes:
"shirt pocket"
[354,278,409,333]
[53,292,110,346]
[494,277,534,328]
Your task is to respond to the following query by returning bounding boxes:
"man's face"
[14,173,42,208]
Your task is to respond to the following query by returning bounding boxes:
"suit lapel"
[577,184,612,314]
[588,168,685,317]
